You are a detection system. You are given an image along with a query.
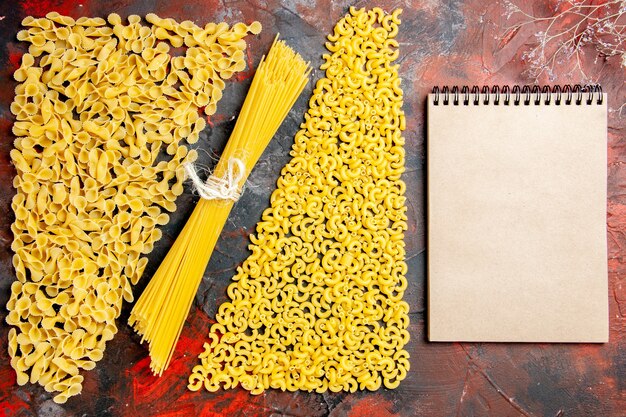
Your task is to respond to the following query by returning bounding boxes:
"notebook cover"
[427,93,608,342]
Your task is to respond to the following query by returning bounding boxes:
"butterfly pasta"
[7,12,260,403]
[189,7,409,395]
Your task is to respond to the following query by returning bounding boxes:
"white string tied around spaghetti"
[185,157,245,201]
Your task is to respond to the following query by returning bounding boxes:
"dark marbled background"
[0,0,624,416]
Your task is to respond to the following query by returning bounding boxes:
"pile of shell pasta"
[7,12,260,403]
[188,7,410,394]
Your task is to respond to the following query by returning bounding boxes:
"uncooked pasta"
[187,7,409,395]
[129,36,310,376]
[7,12,260,403]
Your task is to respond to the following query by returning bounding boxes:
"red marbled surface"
[0,0,624,416]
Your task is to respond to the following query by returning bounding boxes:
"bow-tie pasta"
[7,12,260,403]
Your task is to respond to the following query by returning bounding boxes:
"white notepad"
[427,86,608,342]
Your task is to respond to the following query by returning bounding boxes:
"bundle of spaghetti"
[129,36,311,376]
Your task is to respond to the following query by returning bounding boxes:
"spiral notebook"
[427,85,608,342]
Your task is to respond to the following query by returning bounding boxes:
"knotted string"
[185,158,246,201]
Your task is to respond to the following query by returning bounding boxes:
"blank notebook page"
[427,91,608,342]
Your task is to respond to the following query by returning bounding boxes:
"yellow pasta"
[188,7,409,395]
[129,37,310,377]
[7,13,260,403]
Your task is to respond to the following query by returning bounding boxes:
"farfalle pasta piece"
[189,7,408,395]
[7,12,261,403]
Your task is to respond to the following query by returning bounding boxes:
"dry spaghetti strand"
[129,37,310,376]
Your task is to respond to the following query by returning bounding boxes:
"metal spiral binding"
[431,84,603,106]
